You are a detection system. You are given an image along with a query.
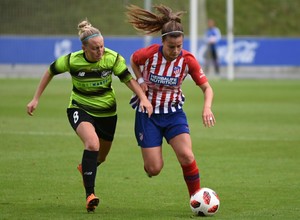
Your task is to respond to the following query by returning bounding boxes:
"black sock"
[82,150,98,198]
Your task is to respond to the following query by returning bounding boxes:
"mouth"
[170,54,178,59]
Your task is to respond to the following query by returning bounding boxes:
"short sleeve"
[185,54,208,86]
[48,53,71,75]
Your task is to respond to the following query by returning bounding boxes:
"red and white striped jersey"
[130,44,208,114]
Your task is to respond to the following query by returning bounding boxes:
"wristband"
[137,77,145,85]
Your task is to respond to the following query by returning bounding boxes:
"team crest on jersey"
[100,70,111,77]
[78,71,85,77]
[173,66,181,75]
[91,68,112,78]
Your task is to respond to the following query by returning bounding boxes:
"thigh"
[141,146,163,168]
[135,111,163,147]
[169,133,194,165]
[67,108,94,131]
[67,108,99,150]
[94,115,117,141]
[76,122,99,151]
[164,110,190,143]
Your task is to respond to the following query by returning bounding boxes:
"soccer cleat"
[86,193,100,212]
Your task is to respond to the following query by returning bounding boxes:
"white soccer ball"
[190,187,220,216]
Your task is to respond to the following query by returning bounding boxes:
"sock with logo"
[181,160,200,197]
[82,150,98,197]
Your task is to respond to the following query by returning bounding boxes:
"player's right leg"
[76,122,100,212]
[141,147,163,177]
[134,111,164,177]
[86,193,99,212]
[67,108,100,212]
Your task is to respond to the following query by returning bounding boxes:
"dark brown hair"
[126,4,185,39]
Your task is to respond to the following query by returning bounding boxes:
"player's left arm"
[186,54,215,127]
[199,82,215,127]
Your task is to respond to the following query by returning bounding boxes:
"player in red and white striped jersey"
[130,44,207,114]
[127,5,215,198]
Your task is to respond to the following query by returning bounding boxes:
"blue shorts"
[134,109,190,148]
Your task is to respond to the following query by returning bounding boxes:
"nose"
[174,47,181,55]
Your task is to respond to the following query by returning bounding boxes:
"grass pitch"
[0,77,299,219]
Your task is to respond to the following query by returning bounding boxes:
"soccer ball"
[190,187,220,216]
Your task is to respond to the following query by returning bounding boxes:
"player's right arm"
[26,70,54,116]
[130,54,148,92]
[27,54,70,116]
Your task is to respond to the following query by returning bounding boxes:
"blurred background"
[1,0,300,79]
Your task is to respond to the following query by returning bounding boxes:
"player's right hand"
[26,100,38,116]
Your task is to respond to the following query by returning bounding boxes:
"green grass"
[0,78,299,219]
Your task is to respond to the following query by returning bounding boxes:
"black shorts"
[67,108,117,141]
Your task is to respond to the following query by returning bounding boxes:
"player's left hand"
[202,108,215,127]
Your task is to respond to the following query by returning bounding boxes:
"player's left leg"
[211,45,220,74]
[97,138,113,166]
[94,115,117,166]
[169,133,200,197]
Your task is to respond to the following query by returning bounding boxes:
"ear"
[82,45,86,51]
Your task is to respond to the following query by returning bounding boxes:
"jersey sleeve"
[113,54,133,83]
[132,44,160,65]
[48,53,71,76]
[132,48,146,65]
[185,53,208,86]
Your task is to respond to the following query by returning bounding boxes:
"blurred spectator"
[203,19,221,75]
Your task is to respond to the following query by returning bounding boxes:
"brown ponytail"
[126,4,185,38]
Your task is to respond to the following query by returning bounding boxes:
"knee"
[179,154,195,166]
[84,139,99,151]
[145,163,163,176]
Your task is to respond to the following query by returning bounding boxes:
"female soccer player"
[26,19,152,212]
[126,5,216,198]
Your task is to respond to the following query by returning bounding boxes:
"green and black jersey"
[49,48,133,117]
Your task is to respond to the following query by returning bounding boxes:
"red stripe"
[159,60,172,109]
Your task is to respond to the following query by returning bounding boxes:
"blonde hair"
[126,4,185,38]
[77,19,101,44]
